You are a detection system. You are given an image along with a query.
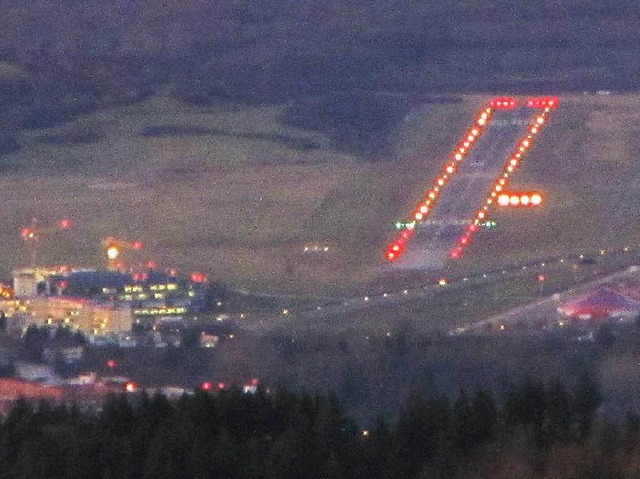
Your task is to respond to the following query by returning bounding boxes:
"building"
[27,297,132,335]
[557,287,640,320]
[6,266,210,337]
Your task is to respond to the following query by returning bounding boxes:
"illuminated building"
[25,297,132,336]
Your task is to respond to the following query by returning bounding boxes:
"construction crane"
[102,236,144,270]
[20,218,72,266]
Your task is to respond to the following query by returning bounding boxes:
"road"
[392,109,534,270]
[452,265,640,336]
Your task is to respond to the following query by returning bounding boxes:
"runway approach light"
[497,192,544,207]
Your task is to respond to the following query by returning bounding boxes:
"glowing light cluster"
[488,97,519,109]
[525,96,559,109]
[496,192,543,207]
[449,101,557,260]
[385,102,497,261]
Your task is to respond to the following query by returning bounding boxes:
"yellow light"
[509,195,520,206]
[520,195,530,205]
[454,153,463,161]
[510,159,518,166]
[536,117,545,125]
[471,129,479,136]
[446,165,455,174]
[497,194,510,206]
[415,212,423,221]
[420,205,428,214]
[106,246,120,260]
[437,178,445,186]
[478,117,486,126]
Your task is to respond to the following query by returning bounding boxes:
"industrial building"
[2,266,208,337]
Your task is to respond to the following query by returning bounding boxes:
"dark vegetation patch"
[281,93,412,159]
[34,124,105,145]
[139,124,225,137]
[0,133,20,155]
[139,124,323,151]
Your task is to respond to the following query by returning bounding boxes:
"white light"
[106,246,120,260]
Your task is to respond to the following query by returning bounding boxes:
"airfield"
[2,93,640,309]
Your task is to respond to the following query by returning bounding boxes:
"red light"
[132,272,147,282]
[250,378,259,386]
[200,381,213,391]
[20,228,34,239]
[57,280,68,290]
[191,272,207,283]
[449,248,462,260]
[387,252,396,261]
[537,274,546,282]
[106,359,116,368]
[59,219,72,229]
[124,382,138,393]
[146,261,156,269]
[217,382,227,390]
[167,268,178,277]
[132,241,143,250]
[457,235,469,246]
[467,223,479,233]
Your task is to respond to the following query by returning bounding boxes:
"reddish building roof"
[558,287,640,319]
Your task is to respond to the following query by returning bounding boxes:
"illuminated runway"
[393,109,535,270]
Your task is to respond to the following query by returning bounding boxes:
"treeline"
[0,0,639,143]
[0,0,638,161]
[0,374,636,478]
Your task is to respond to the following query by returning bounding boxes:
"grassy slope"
[1,94,639,295]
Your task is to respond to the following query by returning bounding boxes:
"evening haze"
[0,1,639,478]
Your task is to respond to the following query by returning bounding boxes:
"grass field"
[1,93,640,295]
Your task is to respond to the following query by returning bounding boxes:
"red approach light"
[217,382,228,390]
[387,251,397,261]
[57,280,68,290]
[457,235,470,246]
[106,359,117,369]
[146,260,156,269]
[58,219,72,229]
[537,274,546,282]
[200,381,213,391]
[20,228,34,239]
[167,268,178,277]
[449,248,462,260]
[131,241,143,250]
